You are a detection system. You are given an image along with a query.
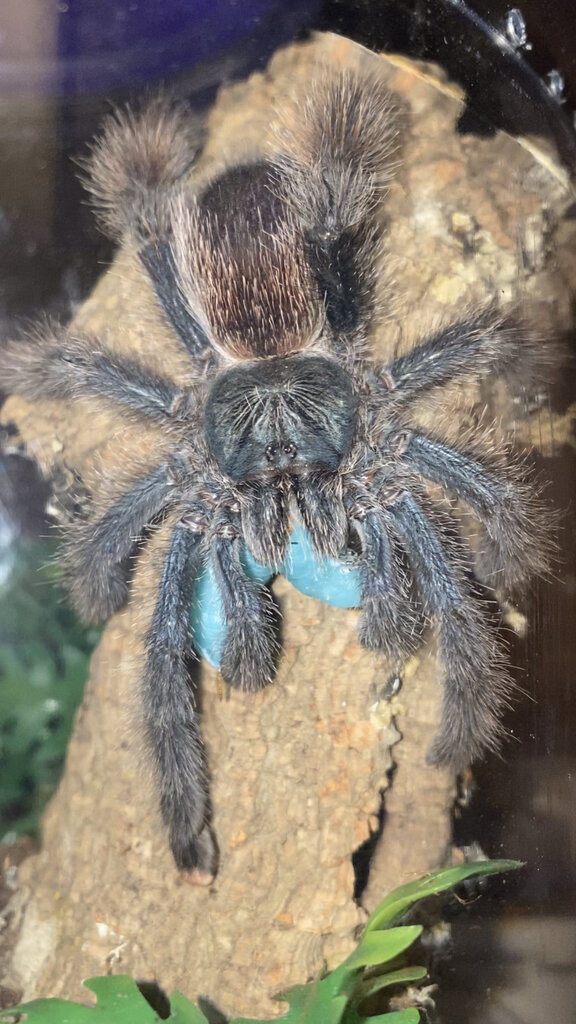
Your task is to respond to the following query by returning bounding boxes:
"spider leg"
[384,312,540,405]
[396,431,548,589]
[142,519,216,877]
[272,70,398,342]
[65,463,179,621]
[346,496,423,660]
[84,96,211,358]
[139,240,212,359]
[388,491,513,769]
[211,511,278,691]
[2,325,189,423]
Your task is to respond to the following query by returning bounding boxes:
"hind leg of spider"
[273,70,398,341]
[86,97,211,358]
[143,517,217,881]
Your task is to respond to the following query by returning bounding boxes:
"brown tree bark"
[1,33,573,1020]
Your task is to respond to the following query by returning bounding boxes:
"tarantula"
[2,69,547,881]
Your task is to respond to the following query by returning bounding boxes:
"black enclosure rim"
[314,0,576,177]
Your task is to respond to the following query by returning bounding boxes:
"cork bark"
[1,32,574,1019]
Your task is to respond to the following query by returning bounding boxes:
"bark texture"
[1,32,574,1019]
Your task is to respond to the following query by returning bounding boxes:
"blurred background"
[0,2,574,1022]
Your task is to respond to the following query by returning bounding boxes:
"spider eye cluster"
[204,353,358,482]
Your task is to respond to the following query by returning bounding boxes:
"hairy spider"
[2,69,548,881]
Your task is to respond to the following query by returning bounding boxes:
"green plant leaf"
[358,1011,420,1024]
[238,924,423,1024]
[166,990,210,1022]
[84,975,160,1017]
[344,927,422,971]
[355,966,428,1003]
[365,860,522,932]
[342,1002,422,1024]
[233,983,348,1024]
[0,978,211,1023]
[0,975,195,1023]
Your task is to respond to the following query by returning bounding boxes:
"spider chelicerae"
[2,68,548,881]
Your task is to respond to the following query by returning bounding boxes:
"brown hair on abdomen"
[173,162,322,361]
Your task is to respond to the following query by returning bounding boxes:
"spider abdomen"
[176,162,323,361]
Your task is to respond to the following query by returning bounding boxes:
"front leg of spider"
[209,505,279,690]
[142,513,217,881]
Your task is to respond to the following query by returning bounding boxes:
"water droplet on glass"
[546,69,565,102]
[505,8,528,49]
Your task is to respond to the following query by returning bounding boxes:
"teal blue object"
[189,524,362,668]
[283,524,362,608]
[190,548,274,669]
